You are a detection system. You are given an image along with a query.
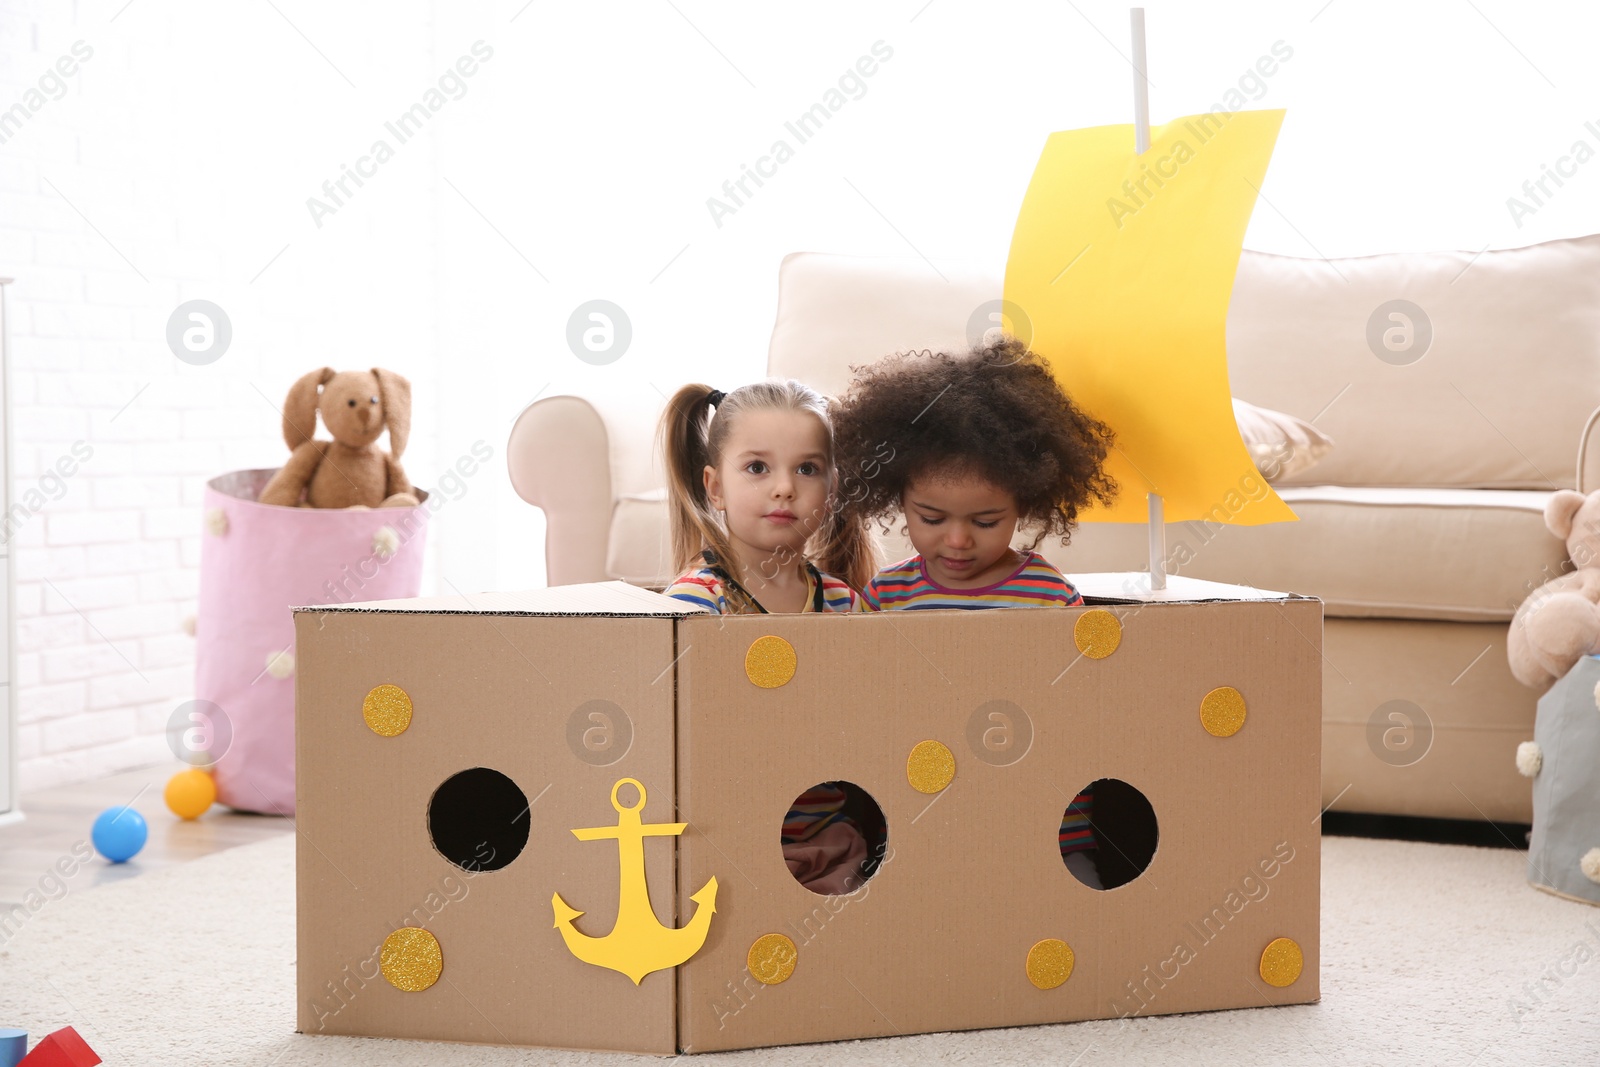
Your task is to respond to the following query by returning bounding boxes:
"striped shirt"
[865,551,1084,610]
[1059,788,1097,856]
[781,782,852,843]
[665,562,863,614]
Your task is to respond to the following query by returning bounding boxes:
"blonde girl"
[659,380,874,614]
[658,380,880,895]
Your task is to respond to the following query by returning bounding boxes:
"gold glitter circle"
[380,927,442,991]
[747,933,798,985]
[1259,937,1304,988]
[363,684,413,737]
[1200,686,1247,738]
[906,739,956,794]
[745,636,797,689]
[1073,609,1122,659]
[1026,938,1075,989]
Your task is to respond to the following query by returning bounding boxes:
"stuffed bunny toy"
[1507,488,1600,690]
[257,367,420,509]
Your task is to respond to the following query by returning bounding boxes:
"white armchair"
[507,391,670,587]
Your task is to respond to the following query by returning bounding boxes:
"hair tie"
[707,389,726,408]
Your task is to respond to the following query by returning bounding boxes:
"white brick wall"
[1,1,444,792]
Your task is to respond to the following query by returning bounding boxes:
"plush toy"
[258,368,420,509]
[1507,488,1600,690]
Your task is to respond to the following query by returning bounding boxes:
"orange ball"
[165,768,216,820]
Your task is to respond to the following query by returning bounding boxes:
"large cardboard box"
[295,578,1322,1054]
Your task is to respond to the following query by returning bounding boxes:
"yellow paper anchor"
[552,777,718,984]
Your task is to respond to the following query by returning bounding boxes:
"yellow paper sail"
[1004,108,1296,525]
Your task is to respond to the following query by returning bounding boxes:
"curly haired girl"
[832,336,1117,604]
[831,336,1118,885]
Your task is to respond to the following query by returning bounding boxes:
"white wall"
[0,0,444,789]
[2,0,1597,790]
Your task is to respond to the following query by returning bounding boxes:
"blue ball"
[91,806,148,863]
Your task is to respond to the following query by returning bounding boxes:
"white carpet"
[1,833,1597,1065]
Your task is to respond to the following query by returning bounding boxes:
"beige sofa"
[509,236,1600,824]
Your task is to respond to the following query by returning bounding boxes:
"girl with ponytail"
[658,379,875,615]
[658,379,882,894]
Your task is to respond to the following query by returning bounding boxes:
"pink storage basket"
[196,469,429,814]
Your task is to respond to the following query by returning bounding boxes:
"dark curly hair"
[830,337,1118,548]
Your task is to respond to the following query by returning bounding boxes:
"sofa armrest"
[1579,404,1600,493]
[507,393,665,587]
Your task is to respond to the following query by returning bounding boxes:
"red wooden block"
[17,1027,99,1067]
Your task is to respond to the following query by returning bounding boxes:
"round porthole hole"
[1060,777,1158,890]
[428,767,530,873]
[780,780,887,896]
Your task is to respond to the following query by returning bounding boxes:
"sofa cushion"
[768,253,998,399]
[1232,398,1334,481]
[1229,235,1600,491]
[770,239,1600,492]
[1039,486,1566,622]
[608,484,1565,622]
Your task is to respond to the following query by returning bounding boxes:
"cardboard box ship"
[294,576,1322,1055]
